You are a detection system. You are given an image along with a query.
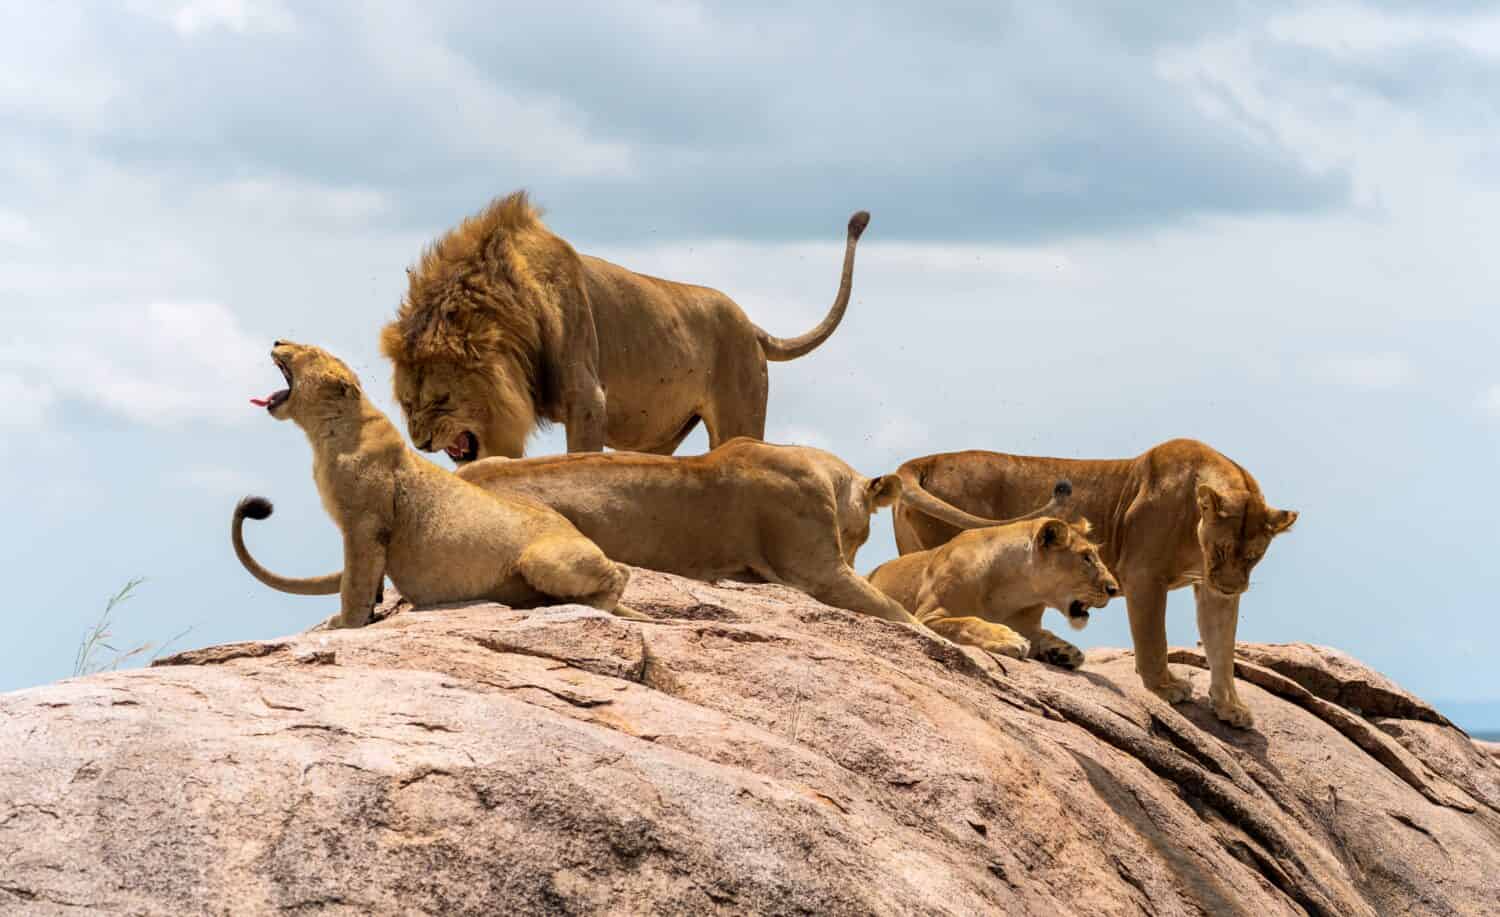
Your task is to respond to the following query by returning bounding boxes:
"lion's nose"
[1105,583,1120,597]
[273,339,287,347]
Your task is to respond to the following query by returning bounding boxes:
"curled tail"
[896,467,1073,531]
[232,496,341,595]
[755,210,869,361]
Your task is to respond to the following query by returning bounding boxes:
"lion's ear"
[1267,508,1298,535]
[1035,519,1069,551]
[867,475,901,509]
[1196,483,1227,519]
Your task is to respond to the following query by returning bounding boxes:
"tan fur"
[893,439,1297,728]
[870,518,1119,667]
[381,190,870,462]
[455,437,917,625]
[231,341,637,628]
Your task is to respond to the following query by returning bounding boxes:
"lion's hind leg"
[516,537,631,615]
[806,567,922,625]
[921,611,1032,661]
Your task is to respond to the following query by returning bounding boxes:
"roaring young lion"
[454,438,918,625]
[380,191,870,463]
[232,341,634,628]
[893,439,1297,727]
[869,516,1119,666]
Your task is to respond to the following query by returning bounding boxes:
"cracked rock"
[0,568,1496,916]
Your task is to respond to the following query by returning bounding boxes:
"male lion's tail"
[896,467,1073,531]
[232,496,342,595]
[756,210,870,361]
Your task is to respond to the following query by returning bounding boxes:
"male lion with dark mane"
[381,191,869,462]
[893,439,1297,728]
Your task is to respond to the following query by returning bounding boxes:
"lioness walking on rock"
[232,341,635,629]
[894,439,1297,727]
[870,509,1119,668]
[381,191,870,462]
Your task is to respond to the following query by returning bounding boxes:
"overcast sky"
[3,2,1497,726]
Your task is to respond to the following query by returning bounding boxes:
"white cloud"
[871,415,930,452]
[1480,384,1500,419]
[769,425,833,452]
[0,7,123,128]
[179,465,261,494]
[3,302,269,428]
[127,0,297,36]
[207,177,392,227]
[0,373,55,429]
[1306,352,1414,391]
[355,4,633,179]
[0,209,39,246]
[1267,5,1500,57]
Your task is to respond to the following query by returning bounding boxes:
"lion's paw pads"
[1039,642,1085,669]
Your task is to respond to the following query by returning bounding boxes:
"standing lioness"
[381,191,870,462]
[232,341,633,628]
[894,439,1297,727]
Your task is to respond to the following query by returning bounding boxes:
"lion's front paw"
[1035,633,1085,669]
[982,635,1032,661]
[1213,697,1255,729]
[1146,673,1192,704]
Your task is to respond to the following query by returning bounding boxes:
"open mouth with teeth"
[250,357,292,413]
[445,431,478,463]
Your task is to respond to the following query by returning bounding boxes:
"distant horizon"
[1436,699,1500,739]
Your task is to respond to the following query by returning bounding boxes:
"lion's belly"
[586,260,753,451]
[601,383,703,451]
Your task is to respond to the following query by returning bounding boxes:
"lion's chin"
[1066,600,1091,631]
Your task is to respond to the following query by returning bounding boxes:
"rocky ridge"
[1,568,1497,915]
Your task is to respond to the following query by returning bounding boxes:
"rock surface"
[1,569,1497,916]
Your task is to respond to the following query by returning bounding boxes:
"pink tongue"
[250,396,271,407]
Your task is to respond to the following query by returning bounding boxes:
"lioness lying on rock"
[232,341,635,628]
[894,439,1297,727]
[455,438,918,625]
[869,516,1119,667]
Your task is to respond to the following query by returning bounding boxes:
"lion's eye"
[433,395,450,409]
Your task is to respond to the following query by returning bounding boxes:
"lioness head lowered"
[253,341,363,426]
[1195,483,1297,595]
[839,473,902,565]
[1032,518,1120,629]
